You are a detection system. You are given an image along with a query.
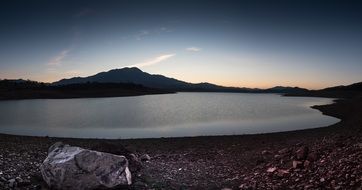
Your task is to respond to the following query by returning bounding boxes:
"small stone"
[8,179,16,183]
[277,169,289,177]
[296,146,309,160]
[262,150,272,155]
[331,179,336,186]
[304,160,311,168]
[128,153,142,173]
[320,178,325,182]
[8,178,16,188]
[129,153,138,162]
[274,154,281,159]
[304,184,313,189]
[292,160,303,168]
[307,152,318,162]
[267,167,277,173]
[278,148,289,154]
[356,143,362,148]
[140,154,151,162]
[239,184,246,189]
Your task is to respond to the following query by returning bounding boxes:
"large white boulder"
[40,142,131,189]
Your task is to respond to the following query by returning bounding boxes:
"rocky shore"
[0,96,361,189]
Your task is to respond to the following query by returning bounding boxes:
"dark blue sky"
[1,0,361,89]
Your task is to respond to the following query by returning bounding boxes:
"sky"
[0,0,362,89]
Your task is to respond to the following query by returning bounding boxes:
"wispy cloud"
[129,54,175,68]
[47,49,70,66]
[186,47,201,52]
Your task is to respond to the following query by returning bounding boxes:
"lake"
[0,93,339,139]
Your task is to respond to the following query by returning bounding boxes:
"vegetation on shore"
[0,79,172,100]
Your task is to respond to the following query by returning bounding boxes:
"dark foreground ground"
[0,96,362,189]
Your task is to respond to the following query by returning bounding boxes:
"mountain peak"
[122,67,142,71]
[109,67,143,73]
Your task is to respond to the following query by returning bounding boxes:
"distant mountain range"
[285,81,362,98]
[2,67,361,100]
[52,67,309,93]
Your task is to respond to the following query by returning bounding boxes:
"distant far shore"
[0,81,174,100]
[1,91,362,189]
[2,71,361,100]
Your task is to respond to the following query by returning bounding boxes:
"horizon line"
[2,66,359,91]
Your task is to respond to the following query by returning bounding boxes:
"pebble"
[292,160,303,168]
[8,178,16,188]
[266,167,276,173]
[140,154,151,161]
[320,178,325,182]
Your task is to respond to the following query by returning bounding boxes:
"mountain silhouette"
[53,67,190,89]
[264,86,309,93]
[285,82,362,98]
[52,67,309,93]
[53,67,253,92]
[322,82,362,92]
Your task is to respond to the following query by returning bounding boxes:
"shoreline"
[0,96,361,189]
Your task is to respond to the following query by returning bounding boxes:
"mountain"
[53,67,190,89]
[264,86,309,93]
[53,67,255,92]
[285,82,362,98]
[52,67,308,93]
[321,82,362,92]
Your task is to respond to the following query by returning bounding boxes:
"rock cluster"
[0,140,45,190]
[238,135,362,189]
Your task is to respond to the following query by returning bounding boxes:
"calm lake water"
[0,93,339,139]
